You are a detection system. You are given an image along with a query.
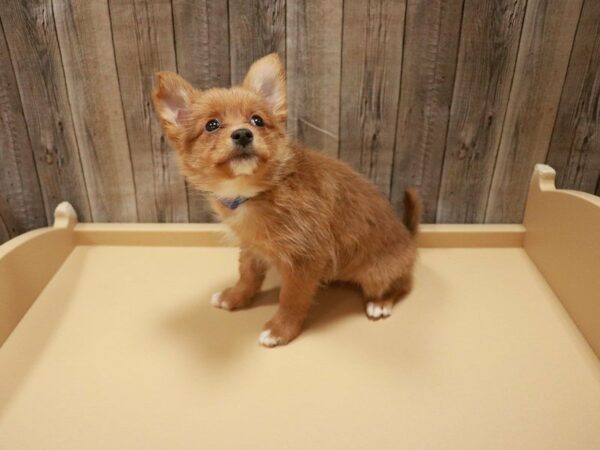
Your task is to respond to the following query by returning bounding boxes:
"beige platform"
[1,165,599,449]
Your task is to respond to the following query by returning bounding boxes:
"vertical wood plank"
[53,0,137,222]
[286,0,342,158]
[436,0,527,223]
[390,0,464,222]
[109,0,188,223]
[172,0,230,89]
[0,0,91,224]
[0,208,9,243]
[0,20,46,241]
[546,0,600,194]
[339,0,406,197]
[228,0,286,85]
[172,0,230,222]
[0,193,16,244]
[485,0,584,223]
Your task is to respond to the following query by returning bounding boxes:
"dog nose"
[231,128,253,146]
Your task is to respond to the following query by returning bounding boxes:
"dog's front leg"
[259,266,319,347]
[211,249,268,310]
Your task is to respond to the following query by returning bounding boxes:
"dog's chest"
[222,206,281,256]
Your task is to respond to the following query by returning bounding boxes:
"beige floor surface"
[1,245,600,449]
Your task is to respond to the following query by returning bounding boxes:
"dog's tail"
[403,188,422,237]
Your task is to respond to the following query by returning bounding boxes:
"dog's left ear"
[243,53,287,122]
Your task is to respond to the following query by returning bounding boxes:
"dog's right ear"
[152,72,196,142]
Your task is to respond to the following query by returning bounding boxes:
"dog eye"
[205,119,220,132]
[250,115,264,127]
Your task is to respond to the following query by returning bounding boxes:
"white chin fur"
[230,156,258,176]
[212,157,262,199]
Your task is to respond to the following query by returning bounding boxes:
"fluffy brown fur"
[153,54,421,347]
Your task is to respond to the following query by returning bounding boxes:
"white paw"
[366,301,393,319]
[210,291,230,310]
[258,329,282,347]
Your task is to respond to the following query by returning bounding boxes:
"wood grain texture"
[546,0,600,194]
[171,0,230,222]
[228,0,286,85]
[53,0,137,222]
[0,0,91,224]
[286,0,342,158]
[485,0,584,223]
[172,0,230,89]
[436,0,527,223]
[339,0,406,197]
[0,166,31,244]
[0,20,46,239]
[0,208,9,243]
[109,0,188,223]
[391,0,464,222]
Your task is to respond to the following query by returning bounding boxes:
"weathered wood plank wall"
[391,0,463,222]
[0,13,46,240]
[287,0,342,158]
[436,0,528,223]
[1,0,91,225]
[110,0,189,223]
[172,0,231,222]
[486,0,583,222]
[546,0,600,196]
[0,0,599,243]
[339,0,406,198]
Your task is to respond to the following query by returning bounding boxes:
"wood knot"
[45,147,55,164]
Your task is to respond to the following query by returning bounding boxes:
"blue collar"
[218,196,249,210]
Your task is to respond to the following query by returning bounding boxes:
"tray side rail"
[0,203,77,346]
[524,164,600,360]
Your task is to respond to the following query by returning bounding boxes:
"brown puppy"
[153,54,421,347]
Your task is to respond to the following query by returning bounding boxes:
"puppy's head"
[152,53,289,197]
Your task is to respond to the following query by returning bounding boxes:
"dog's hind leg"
[359,271,413,320]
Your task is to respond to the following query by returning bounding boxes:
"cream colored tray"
[1,165,599,450]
